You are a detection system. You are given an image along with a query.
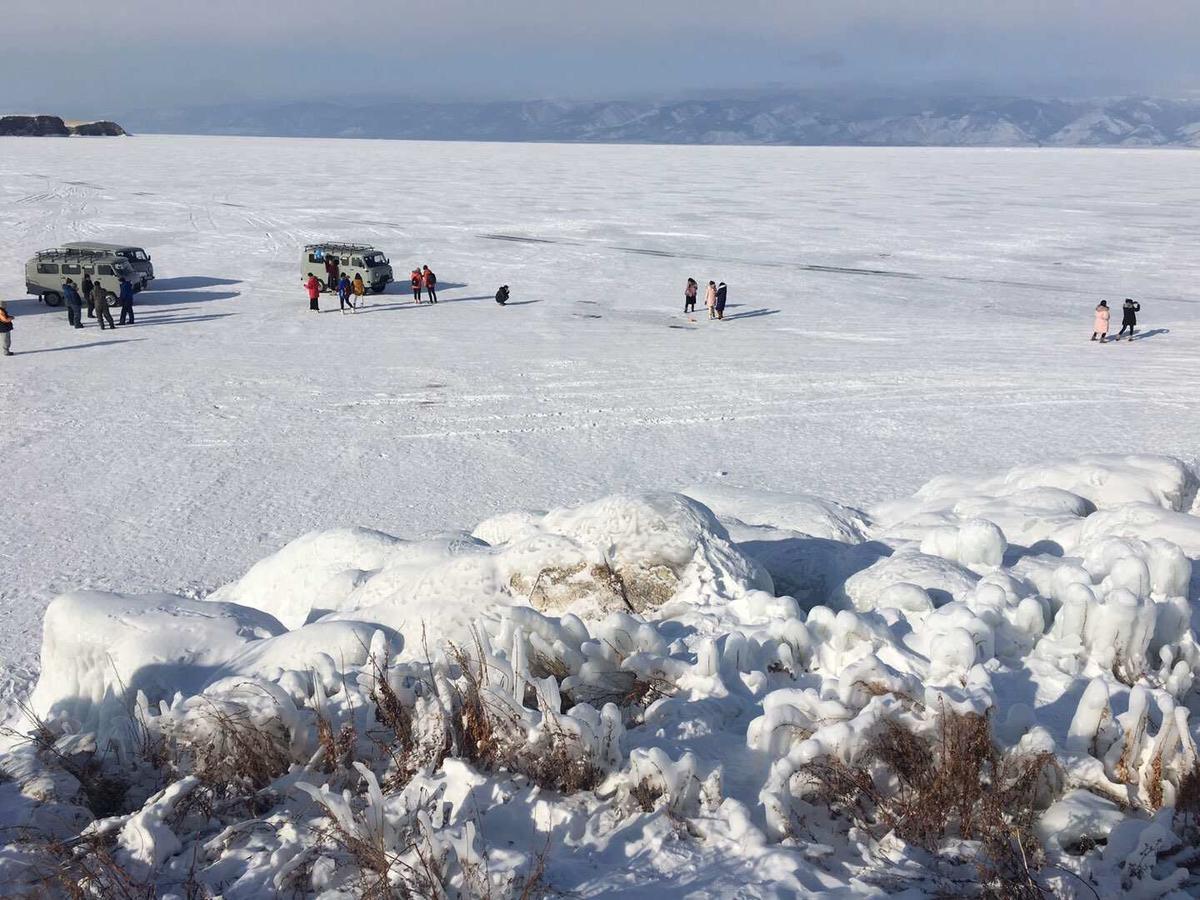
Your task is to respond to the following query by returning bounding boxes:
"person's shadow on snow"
[1130,328,1169,341]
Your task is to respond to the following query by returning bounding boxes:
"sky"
[2,0,1198,116]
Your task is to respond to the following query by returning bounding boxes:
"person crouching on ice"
[1117,298,1141,341]
[1091,300,1110,343]
[495,285,509,305]
[306,273,321,311]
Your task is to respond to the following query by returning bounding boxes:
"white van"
[302,243,394,294]
[61,242,154,288]
[25,248,137,307]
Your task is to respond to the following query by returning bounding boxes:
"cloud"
[1,1,1197,113]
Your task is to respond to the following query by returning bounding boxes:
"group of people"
[684,278,729,319]
[60,274,136,330]
[304,264,440,312]
[305,271,364,311]
[1092,298,1142,343]
[409,265,438,303]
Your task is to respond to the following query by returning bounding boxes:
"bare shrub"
[2,702,131,819]
[799,709,1059,898]
[15,833,155,900]
[163,702,289,815]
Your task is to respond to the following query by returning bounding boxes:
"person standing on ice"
[63,279,83,329]
[715,282,728,320]
[1091,300,1110,343]
[704,281,717,319]
[305,272,321,312]
[81,272,95,318]
[93,281,116,330]
[337,272,352,311]
[117,276,135,325]
[422,265,438,303]
[684,278,698,313]
[0,301,13,356]
[352,273,366,305]
[410,268,423,303]
[324,254,340,292]
[1117,298,1141,341]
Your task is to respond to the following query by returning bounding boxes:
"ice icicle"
[1067,678,1111,756]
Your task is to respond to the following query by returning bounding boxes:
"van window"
[352,257,364,267]
[309,253,322,264]
[62,263,80,275]
[98,265,114,276]
[37,262,60,274]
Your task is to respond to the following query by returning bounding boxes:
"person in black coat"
[63,280,84,328]
[715,282,728,320]
[117,277,136,325]
[1117,298,1141,341]
[423,266,438,303]
[495,285,509,305]
[81,273,95,317]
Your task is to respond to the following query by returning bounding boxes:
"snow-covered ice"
[2,136,1200,896]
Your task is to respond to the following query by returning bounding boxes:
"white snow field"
[2,137,1200,896]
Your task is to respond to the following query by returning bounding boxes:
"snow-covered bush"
[4,454,1200,897]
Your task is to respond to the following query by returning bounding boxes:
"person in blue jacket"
[337,272,353,310]
[117,276,136,325]
[62,279,84,329]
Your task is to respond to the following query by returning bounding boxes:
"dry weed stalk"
[799,709,1059,898]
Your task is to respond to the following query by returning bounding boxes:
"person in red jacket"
[410,268,423,303]
[305,273,321,312]
[422,265,438,303]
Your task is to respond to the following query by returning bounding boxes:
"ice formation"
[3,454,1200,897]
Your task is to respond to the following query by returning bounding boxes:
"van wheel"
[42,291,63,307]
[103,291,118,309]
[371,285,386,294]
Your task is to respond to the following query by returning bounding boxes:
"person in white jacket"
[704,281,717,320]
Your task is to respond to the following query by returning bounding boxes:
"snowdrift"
[5,455,1200,897]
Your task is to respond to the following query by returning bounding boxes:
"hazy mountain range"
[123,94,1200,147]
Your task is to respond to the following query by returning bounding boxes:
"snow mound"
[874,453,1198,549]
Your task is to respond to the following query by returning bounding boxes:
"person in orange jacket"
[353,273,366,304]
[0,301,13,356]
[410,268,423,303]
[305,273,321,311]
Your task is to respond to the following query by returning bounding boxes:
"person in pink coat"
[1091,300,1110,342]
[305,273,321,312]
[704,281,717,319]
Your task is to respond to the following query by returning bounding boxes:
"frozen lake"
[1,136,1198,714]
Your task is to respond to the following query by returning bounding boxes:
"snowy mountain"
[123,94,1200,146]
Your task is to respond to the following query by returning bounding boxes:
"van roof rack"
[34,247,120,260]
[304,242,377,253]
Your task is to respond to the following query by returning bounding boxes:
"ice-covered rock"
[27,590,398,737]
[682,483,870,543]
[841,549,979,611]
[208,526,405,629]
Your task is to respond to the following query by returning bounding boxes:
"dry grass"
[164,702,290,816]
[799,709,1059,898]
[446,639,603,795]
[15,832,213,900]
